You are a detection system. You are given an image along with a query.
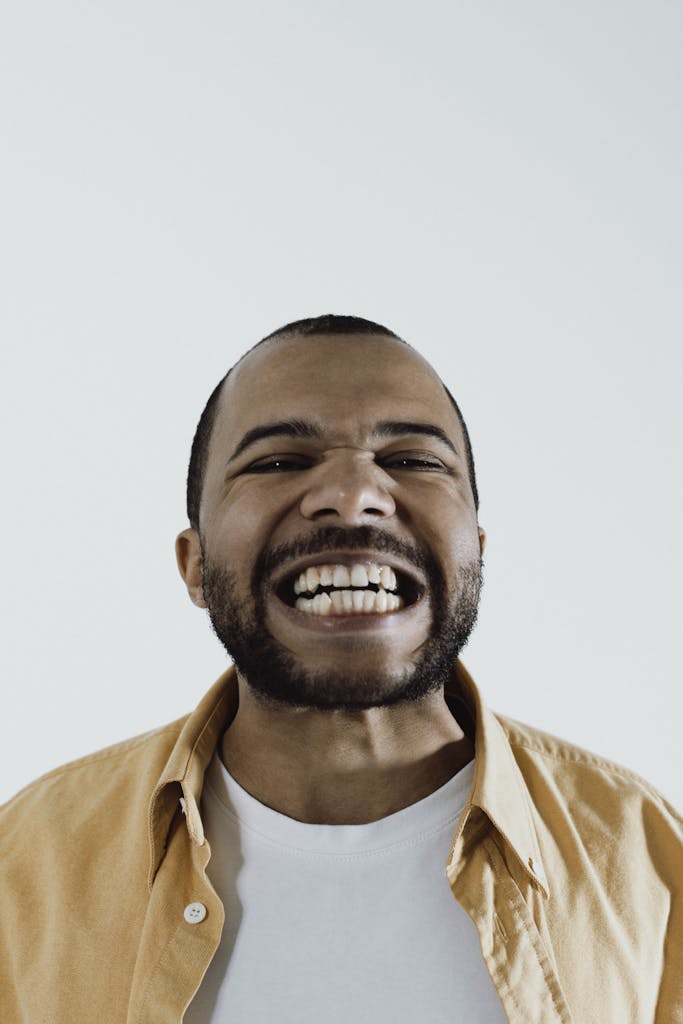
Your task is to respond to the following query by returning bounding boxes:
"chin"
[236,649,447,712]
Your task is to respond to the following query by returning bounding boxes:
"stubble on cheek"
[199,520,483,710]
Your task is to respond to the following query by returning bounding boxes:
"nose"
[299,450,396,523]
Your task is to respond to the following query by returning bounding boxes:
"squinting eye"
[245,457,310,473]
[384,457,444,470]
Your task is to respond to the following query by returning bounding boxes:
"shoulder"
[0,716,189,855]
[495,711,683,852]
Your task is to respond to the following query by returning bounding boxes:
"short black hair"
[186,314,479,530]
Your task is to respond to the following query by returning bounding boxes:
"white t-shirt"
[184,751,507,1023]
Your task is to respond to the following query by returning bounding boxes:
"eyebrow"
[226,418,459,465]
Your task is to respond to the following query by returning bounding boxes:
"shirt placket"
[127,805,223,1024]
[449,829,573,1024]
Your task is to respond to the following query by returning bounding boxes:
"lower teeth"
[294,589,403,615]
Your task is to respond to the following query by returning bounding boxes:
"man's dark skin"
[176,332,486,826]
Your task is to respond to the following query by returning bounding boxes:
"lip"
[271,549,427,597]
[268,548,427,631]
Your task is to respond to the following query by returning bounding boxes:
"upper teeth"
[293,562,398,595]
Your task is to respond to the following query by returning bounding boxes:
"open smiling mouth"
[275,561,423,617]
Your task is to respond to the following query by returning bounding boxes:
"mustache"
[253,524,438,589]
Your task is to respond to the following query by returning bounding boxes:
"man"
[1,315,681,1023]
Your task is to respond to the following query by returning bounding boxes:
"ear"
[175,528,208,608]
[478,527,487,556]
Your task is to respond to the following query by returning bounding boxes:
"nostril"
[311,506,387,520]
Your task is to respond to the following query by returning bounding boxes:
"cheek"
[211,486,282,546]
[203,492,290,591]
[449,528,482,562]
[202,520,256,585]
[221,480,297,531]
[407,489,477,554]
[419,530,481,594]
[403,476,470,521]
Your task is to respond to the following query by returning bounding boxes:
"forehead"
[215,332,462,449]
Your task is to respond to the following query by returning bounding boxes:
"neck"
[220,674,474,825]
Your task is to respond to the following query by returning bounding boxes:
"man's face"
[195,333,484,711]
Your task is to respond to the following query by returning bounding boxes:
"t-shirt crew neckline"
[204,749,476,856]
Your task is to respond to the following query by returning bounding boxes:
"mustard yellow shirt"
[1,660,681,1022]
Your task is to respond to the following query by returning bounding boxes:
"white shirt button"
[184,901,207,924]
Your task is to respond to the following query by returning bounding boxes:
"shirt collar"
[444,661,550,899]
[148,661,549,899]
[147,670,237,890]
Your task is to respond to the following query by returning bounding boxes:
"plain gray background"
[1,1,681,808]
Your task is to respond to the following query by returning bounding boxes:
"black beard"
[200,524,483,712]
